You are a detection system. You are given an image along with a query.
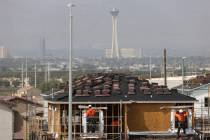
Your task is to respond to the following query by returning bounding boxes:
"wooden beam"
[160,105,194,110]
[208,84,210,120]
[120,101,122,140]
[78,105,107,110]
[112,104,114,139]
[106,104,107,135]
[73,104,76,140]
[118,104,120,136]
[124,104,128,140]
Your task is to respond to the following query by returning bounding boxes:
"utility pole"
[208,84,210,122]
[68,3,75,140]
[21,62,24,88]
[45,63,48,82]
[149,56,152,81]
[164,49,167,86]
[47,62,50,82]
[182,57,186,94]
[26,57,28,85]
[25,56,29,140]
[34,64,37,88]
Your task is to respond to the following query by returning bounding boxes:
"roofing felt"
[44,73,196,103]
[0,99,14,107]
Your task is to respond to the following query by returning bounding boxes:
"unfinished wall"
[13,111,23,135]
[127,103,174,131]
[48,103,61,138]
[0,104,13,140]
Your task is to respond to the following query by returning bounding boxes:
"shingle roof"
[0,99,14,107]
[43,73,196,103]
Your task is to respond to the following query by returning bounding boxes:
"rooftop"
[175,74,210,90]
[44,73,196,104]
[0,96,42,107]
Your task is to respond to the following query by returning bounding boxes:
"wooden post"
[73,105,76,140]
[208,84,210,123]
[202,114,205,140]
[80,106,82,136]
[188,109,193,132]
[106,104,107,136]
[118,104,120,137]
[120,101,122,140]
[124,104,128,140]
[170,109,175,132]
[164,48,167,86]
[112,104,114,139]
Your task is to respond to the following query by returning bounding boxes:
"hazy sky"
[1,0,210,57]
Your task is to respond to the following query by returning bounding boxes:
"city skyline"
[1,0,210,57]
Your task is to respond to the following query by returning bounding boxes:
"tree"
[12,80,21,87]
[38,80,61,93]
[0,80,10,87]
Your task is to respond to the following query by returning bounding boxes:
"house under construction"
[175,74,210,139]
[44,73,196,140]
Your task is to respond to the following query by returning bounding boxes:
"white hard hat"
[179,109,183,113]
[88,105,92,108]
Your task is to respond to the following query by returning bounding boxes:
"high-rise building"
[106,48,142,58]
[120,48,137,58]
[105,49,112,58]
[41,38,46,61]
[0,46,9,58]
[110,8,120,59]
[139,48,143,58]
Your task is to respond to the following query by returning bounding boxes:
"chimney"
[164,48,167,86]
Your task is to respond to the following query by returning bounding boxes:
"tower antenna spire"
[110,8,120,59]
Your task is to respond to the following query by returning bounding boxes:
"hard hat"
[179,109,183,113]
[88,105,92,108]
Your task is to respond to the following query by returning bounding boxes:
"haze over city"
[1,0,210,57]
[2,0,210,140]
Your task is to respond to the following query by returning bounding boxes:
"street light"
[149,56,152,82]
[68,3,75,140]
[182,57,186,94]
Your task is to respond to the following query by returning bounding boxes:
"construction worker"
[112,119,120,127]
[175,109,188,137]
[86,105,96,133]
[112,119,120,133]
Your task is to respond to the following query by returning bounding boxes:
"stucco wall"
[127,103,173,131]
[0,104,13,140]
[188,84,209,117]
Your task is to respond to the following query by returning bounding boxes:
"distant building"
[150,75,197,89]
[0,46,9,58]
[105,48,142,58]
[120,48,138,58]
[105,49,112,58]
[110,8,120,59]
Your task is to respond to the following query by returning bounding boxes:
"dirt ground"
[129,135,200,140]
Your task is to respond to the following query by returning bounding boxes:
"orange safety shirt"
[175,112,188,122]
[86,108,96,117]
[112,120,120,126]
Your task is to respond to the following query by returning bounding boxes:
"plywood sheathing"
[54,104,61,133]
[127,103,174,131]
